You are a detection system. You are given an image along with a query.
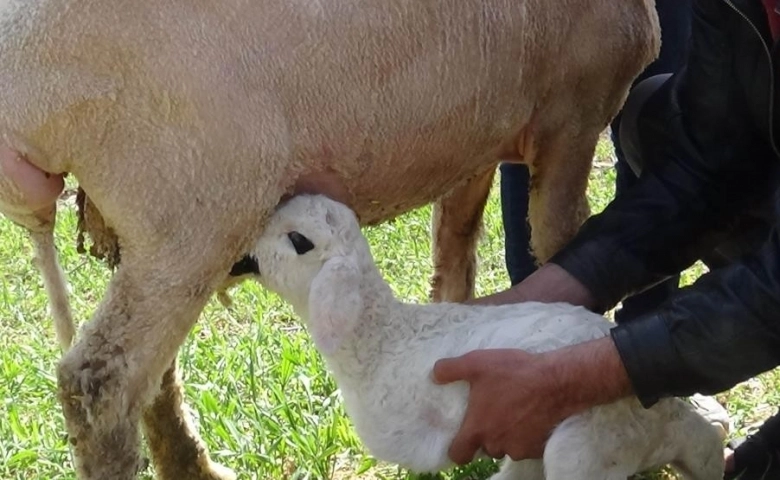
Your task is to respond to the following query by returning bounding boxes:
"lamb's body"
[334,300,719,478]
[335,300,612,471]
[249,195,725,480]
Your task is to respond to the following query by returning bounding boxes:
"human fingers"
[481,440,506,460]
[448,414,484,465]
[432,352,481,385]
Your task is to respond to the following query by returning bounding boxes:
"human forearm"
[431,335,634,464]
[550,74,776,312]
[468,263,597,309]
[548,162,776,313]
[480,165,757,313]
[540,336,634,415]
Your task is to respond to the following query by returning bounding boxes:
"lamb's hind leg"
[56,237,239,480]
[489,458,545,480]
[541,415,636,480]
[143,359,236,480]
[430,168,495,303]
[669,404,724,480]
[543,451,633,480]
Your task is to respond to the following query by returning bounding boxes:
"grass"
[0,133,777,480]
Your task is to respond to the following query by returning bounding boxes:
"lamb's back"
[340,302,614,472]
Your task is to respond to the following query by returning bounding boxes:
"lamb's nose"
[229,255,259,277]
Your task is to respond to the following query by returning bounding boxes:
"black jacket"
[550,0,780,407]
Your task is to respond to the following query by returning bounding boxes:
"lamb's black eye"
[288,231,315,255]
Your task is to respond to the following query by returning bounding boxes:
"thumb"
[432,354,477,385]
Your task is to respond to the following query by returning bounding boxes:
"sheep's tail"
[30,228,75,351]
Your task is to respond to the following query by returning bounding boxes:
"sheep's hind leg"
[143,358,236,480]
[0,146,74,349]
[70,186,231,479]
[430,168,495,303]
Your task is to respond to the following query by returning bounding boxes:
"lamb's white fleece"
[248,194,724,480]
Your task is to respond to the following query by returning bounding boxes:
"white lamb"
[243,194,724,480]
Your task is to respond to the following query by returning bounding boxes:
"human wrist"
[540,336,634,416]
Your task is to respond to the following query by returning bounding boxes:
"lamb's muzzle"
[229,255,259,277]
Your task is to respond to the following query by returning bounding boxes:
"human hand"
[432,338,633,465]
[431,348,568,463]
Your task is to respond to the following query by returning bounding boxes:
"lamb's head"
[232,194,374,354]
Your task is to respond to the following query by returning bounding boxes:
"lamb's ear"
[307,254,363,355]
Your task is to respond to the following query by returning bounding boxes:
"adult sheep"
[0,0,659,479]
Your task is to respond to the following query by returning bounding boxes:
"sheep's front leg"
[56,246,229,480]
[430,168,495,303]
[143,359,236,480]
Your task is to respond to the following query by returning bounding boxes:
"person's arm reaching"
[435,225,780,464]
[432,336,632,463]
[499,0,778,311]
[433,0,780,466]
[468,262,598,309]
